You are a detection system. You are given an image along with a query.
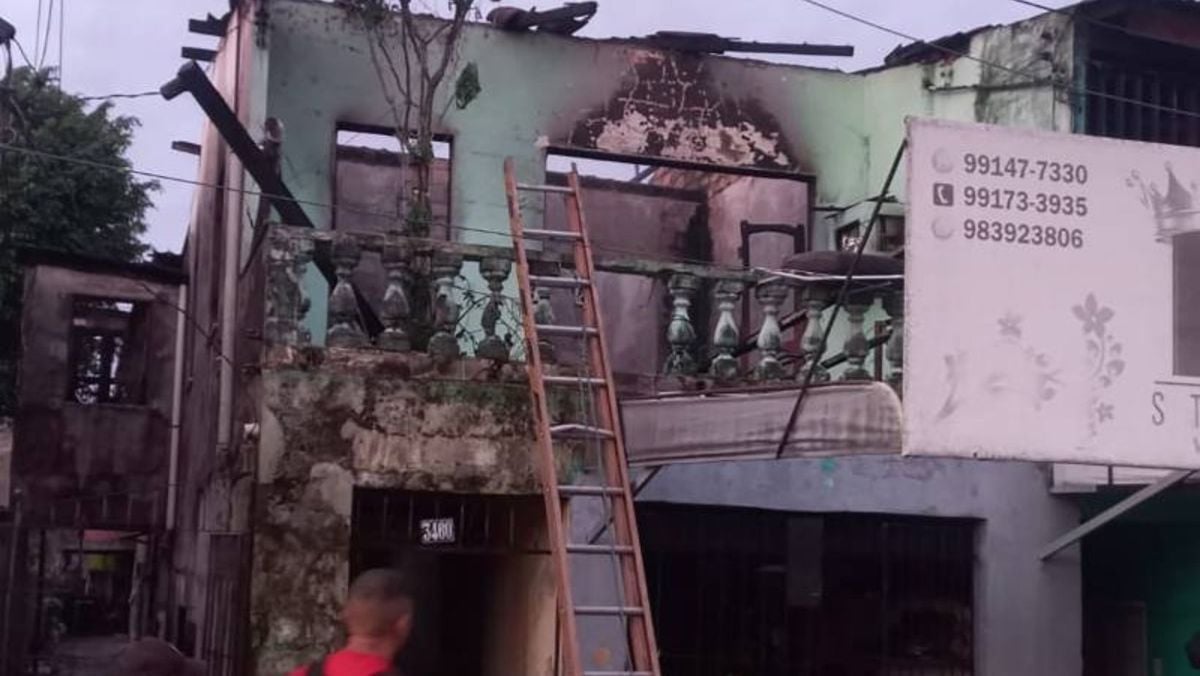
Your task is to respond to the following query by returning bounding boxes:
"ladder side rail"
[504,158,585,676]
[564,167,661,676]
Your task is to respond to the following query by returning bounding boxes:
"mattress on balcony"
[620,381,902,465]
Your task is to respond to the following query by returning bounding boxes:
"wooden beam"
[188,16,226,37]
[181,47,217,62]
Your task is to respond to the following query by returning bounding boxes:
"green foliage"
[0,67,156,415]
[453,62,481,110]
[339,0,395,29]
[405,200,433,237]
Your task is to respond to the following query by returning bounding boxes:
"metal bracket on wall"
[1039,469,1193,560]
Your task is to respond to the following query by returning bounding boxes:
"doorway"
[350,489,556,676]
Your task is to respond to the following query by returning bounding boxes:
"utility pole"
[0,16,15,235]
[0,16,13,167]
[0,18,16,415]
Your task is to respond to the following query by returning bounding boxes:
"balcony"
[261,225,905,466]
[264,225,904,385]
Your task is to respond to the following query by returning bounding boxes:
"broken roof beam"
[638,31,854,57]
[486,2,597,35]
[181,47,217,63]
[188,14,227,37]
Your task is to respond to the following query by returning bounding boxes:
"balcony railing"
[264,225,904,392]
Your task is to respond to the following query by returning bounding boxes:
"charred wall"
[13,264,180,529]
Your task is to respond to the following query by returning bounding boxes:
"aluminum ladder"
[503,157,661,676]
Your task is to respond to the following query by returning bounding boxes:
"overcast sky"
[2,0,1072,253]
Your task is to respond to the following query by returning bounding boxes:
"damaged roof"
[18,248,187,285]
[882,0,1200,67]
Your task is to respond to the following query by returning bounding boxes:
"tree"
[0,66,157,415]
[341,0,480,236]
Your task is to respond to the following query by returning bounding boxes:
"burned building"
[9,1,1200,675]
[2,250,184,673]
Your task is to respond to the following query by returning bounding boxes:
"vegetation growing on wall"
[339,0,481,237]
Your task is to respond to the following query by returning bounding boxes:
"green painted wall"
[1083,493,1200,675]
[246,1,1073,351]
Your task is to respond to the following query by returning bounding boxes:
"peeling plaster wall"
[251,346,566,672]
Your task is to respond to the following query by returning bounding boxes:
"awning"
[620,381,903,465]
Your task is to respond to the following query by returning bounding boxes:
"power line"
[39,0,54,69]
[0,139,787,277]
[57,0,63,80]
[78,91,162,102]
[11,38,33,68]
[1010,0,1200,54]
[33,0,42,69]
[798,0,1200,122]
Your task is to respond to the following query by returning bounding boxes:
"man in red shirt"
[290,568,415,676]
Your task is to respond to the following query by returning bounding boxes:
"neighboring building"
[1,250,184,674]
[7,1,1200,675]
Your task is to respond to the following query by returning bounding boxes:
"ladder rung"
[529,275,591,288]
[567,544,634,554]
[544,375,607,387]
[576,605,645,616]
[551,423,614,438]
[523,228,582,241]
[558,485,625,497]
[517,182,575,194]
[537,324,598,337]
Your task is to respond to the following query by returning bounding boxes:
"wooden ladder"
[503,158,661,676]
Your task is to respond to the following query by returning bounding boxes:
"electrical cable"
[11,38,33,68]
[57,0,63,80]
[39,0,54,69]
[1010,0,1200,54]
[78,91,162,101]
[0,139,820,279]
[34,0,42,69]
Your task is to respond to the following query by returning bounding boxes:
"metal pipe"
[166,285,187,530]
[216,31,245,479]
[774,139,908,459]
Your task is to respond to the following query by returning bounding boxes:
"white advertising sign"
[906,118,1200,468]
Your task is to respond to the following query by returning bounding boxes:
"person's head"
[111,637,205,676]
[343,568,415,657]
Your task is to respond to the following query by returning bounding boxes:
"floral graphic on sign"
[1073,293,1124,437]
[992,313,1060,410]
[935,313,1060,422]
